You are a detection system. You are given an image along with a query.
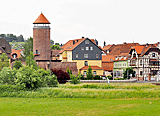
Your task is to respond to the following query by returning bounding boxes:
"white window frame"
[90,47,93,51]
[93,71,97,75]
[84,71,87,75]
[86,47,89,50]
[76,54,78,58]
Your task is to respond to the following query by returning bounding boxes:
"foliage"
[13,61,22,70]
[45,75,58,87]
[15,65,42,90]
[0,67,17,85]
[51,69,70,83]
[93,75,102,80]
[70,74,80,84]
[0,61,9,71]
[67,68,72,75]
[114,78,124,80]
[123,67,136,79]
[50,45,61,50]
[106,74,113,80]
[86,66,93,80]
[0,34,24,42]
[22,37,33,59]
[0,53,8,62]
[25,52,38,70]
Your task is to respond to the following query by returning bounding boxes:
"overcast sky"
[0,0,160,47]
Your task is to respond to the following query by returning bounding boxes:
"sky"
[0,0,160,47]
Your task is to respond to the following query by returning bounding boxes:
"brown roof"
[51,50,61,56]
[59,38,99,54]
[33,13,50,24]
[80,66,103,70]
[105,43,139,55]
[0,38,11,54]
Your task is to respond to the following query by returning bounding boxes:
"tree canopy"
[0,34,24,42]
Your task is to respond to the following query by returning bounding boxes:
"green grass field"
[0,98,159,116]
[0,83,160,115]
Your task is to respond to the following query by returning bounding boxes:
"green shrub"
[93,75,102,80]
[106,75,113,80]
[0,67,17,85]
[13,61,22,69]
[45,75,58,87]
[114,78,124,80]
[15,65,42,90]
[70,75,80,84]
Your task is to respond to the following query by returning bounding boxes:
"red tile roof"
[80,66,103,70]
[11,49,23,59]
[102,55,116,62]
[33,13,50,24]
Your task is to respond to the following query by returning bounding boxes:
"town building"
[59,37,104,76]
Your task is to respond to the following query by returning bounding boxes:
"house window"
[13,54,17,58]
[140,60,142,66]
[36,50,38,54]
[85,40,89,44]
[84,71,87,75]
[96,54,98,58]
[81,47,84,50]
[90,47,93,51]
[133,53,136,58]
[84,54,88,58]
[140,71,143,76]
[152,53,155,57]
[86,47,89,50]
[93,71,97,75]
[76,54,78,58]
[85,61,88,66]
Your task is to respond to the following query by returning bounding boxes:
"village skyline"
[1,0,160,46]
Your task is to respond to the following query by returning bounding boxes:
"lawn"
[0,98,159,116]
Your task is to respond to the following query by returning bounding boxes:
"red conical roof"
[33,13,50,24]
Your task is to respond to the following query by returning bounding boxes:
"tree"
[67,68,72,75]
[0,53,8,61]
[22,37,33,59]
[51,69,70,83]
[123,67,136,79]
[13,61,22,70]
[86,66,93,80]
[50,45,61,50]
[25,52,38,70]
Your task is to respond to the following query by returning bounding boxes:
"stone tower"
[33,13,51,60]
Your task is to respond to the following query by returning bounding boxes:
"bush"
[70,75,80,84]
[13,61,22,70]
[106,75,113,80]
[15,65,42,90]
[93,75,102,80]
[51,69,70,84]
[45,75,58,87]
[0,67,17,85]
[114,78,124,80]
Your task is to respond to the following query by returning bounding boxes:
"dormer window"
[85,40,89,44]
[152,53,155,57]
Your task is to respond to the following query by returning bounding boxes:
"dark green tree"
[123,67,136,79]
[22,37,33,59]
[50,45,61,50]
[13,61,22,70]
[86,66,93,80]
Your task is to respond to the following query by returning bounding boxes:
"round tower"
[33,13,51,60]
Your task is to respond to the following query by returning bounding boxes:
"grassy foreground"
[0,98,159,116]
